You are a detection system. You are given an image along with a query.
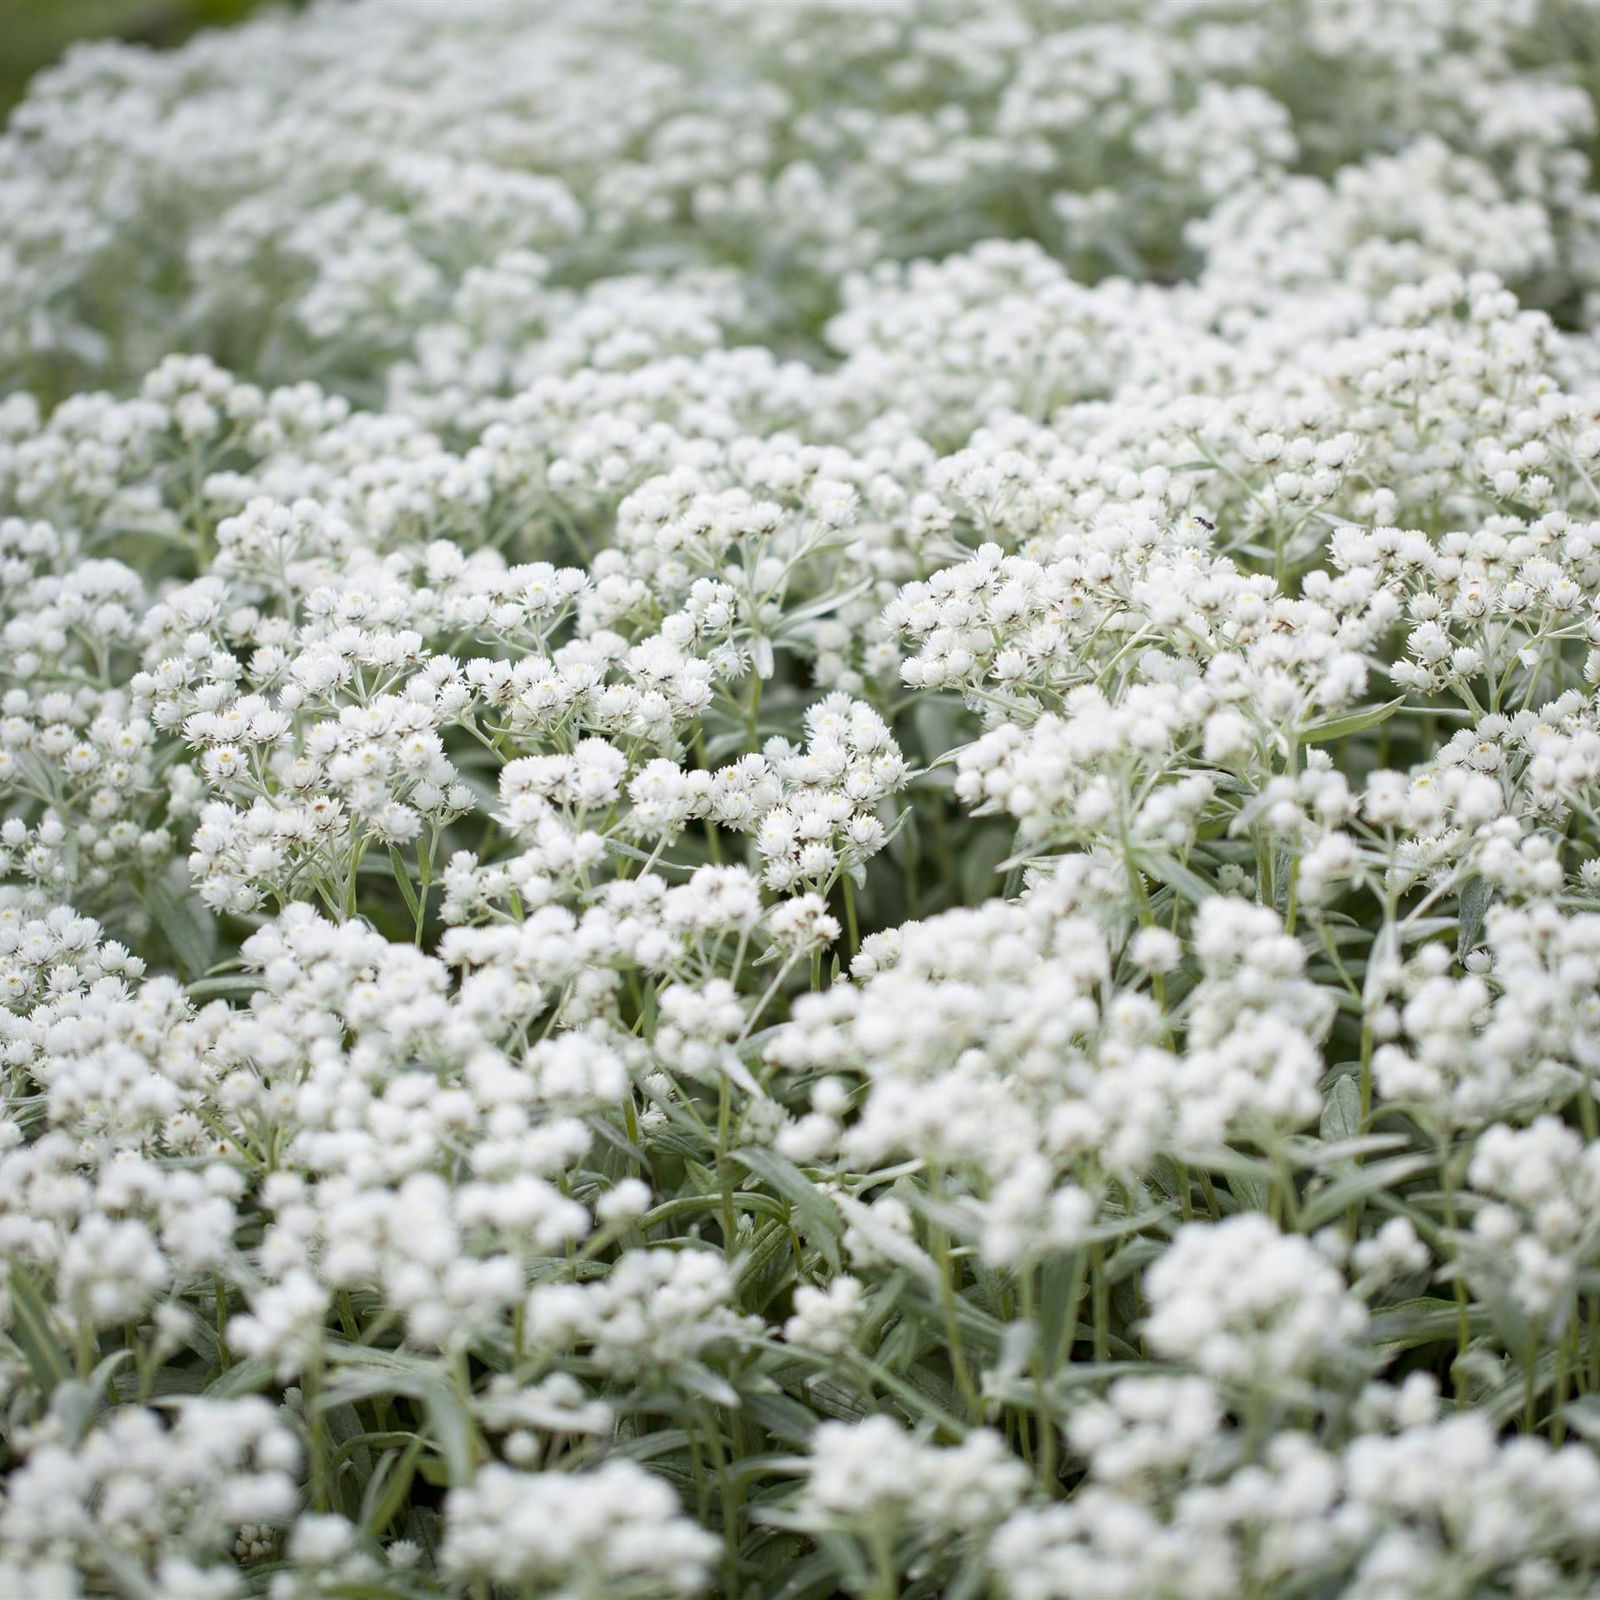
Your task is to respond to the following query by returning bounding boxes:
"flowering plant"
[9,1,1600,1596]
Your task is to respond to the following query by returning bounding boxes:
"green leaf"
[87,1538,159,1600]
[799,1374,868,1424]
[362,1434,427,1540]
[1301,1154,1432,1231]
[679,1363,741,1408]
[52,1351,132,1442]
[744,1390,818,1446]
[1457,874,1492,962]
[185,974,262,1002]
[942,1552,994,1600]
[1104,1235,1166,1286]
[388,846,422,924]
[1300,697,1406,745]
[1364,920,1397,1013]
[1137,852,1213,906]
[613,1427,695,1466]
[771,1546,869,1600]
[1036,1250,1085,1371]
[1295,1133,1410,1168]
[1368,1296,1483,1352]
[1227,1172,1271,1212]
[1168,1145,1276,1184]
[899,1361,963,1420]
[1481,1347,1560,1427]
[734,1146,844,1273]
[1047,1360,1168,1394]
[204,1357,276,1398]
[8,1265,71,1398]
[911,695,970,765]
[325,1347,477,1485]
[144,866,217,981]
[736,1218,798,1308]
[113,1364,209,1402]
[1319,1073,1361,1144]
[960,825,1017,905]
[414,1381,478,1484]
[1560,1397,1600,1441]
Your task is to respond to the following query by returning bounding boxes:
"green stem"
[1020,1268,1058,1492]
[1090,1242,1110,1364]
[1438,1134,1471,1404]
[930,1216,983,1422]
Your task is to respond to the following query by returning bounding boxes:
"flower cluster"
[9,0,1600,1596]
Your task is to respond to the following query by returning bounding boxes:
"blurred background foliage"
[2,0,289,116]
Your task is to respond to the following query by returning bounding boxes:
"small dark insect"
[1193,515,1215,531]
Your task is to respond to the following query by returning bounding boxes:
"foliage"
[0,0,283,115]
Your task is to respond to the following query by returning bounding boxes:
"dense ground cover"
[0,1,283,115]
[8,1,1600,1595]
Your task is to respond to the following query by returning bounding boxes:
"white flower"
[1144,1216,1368,1387]
[442,1460,717,1596]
